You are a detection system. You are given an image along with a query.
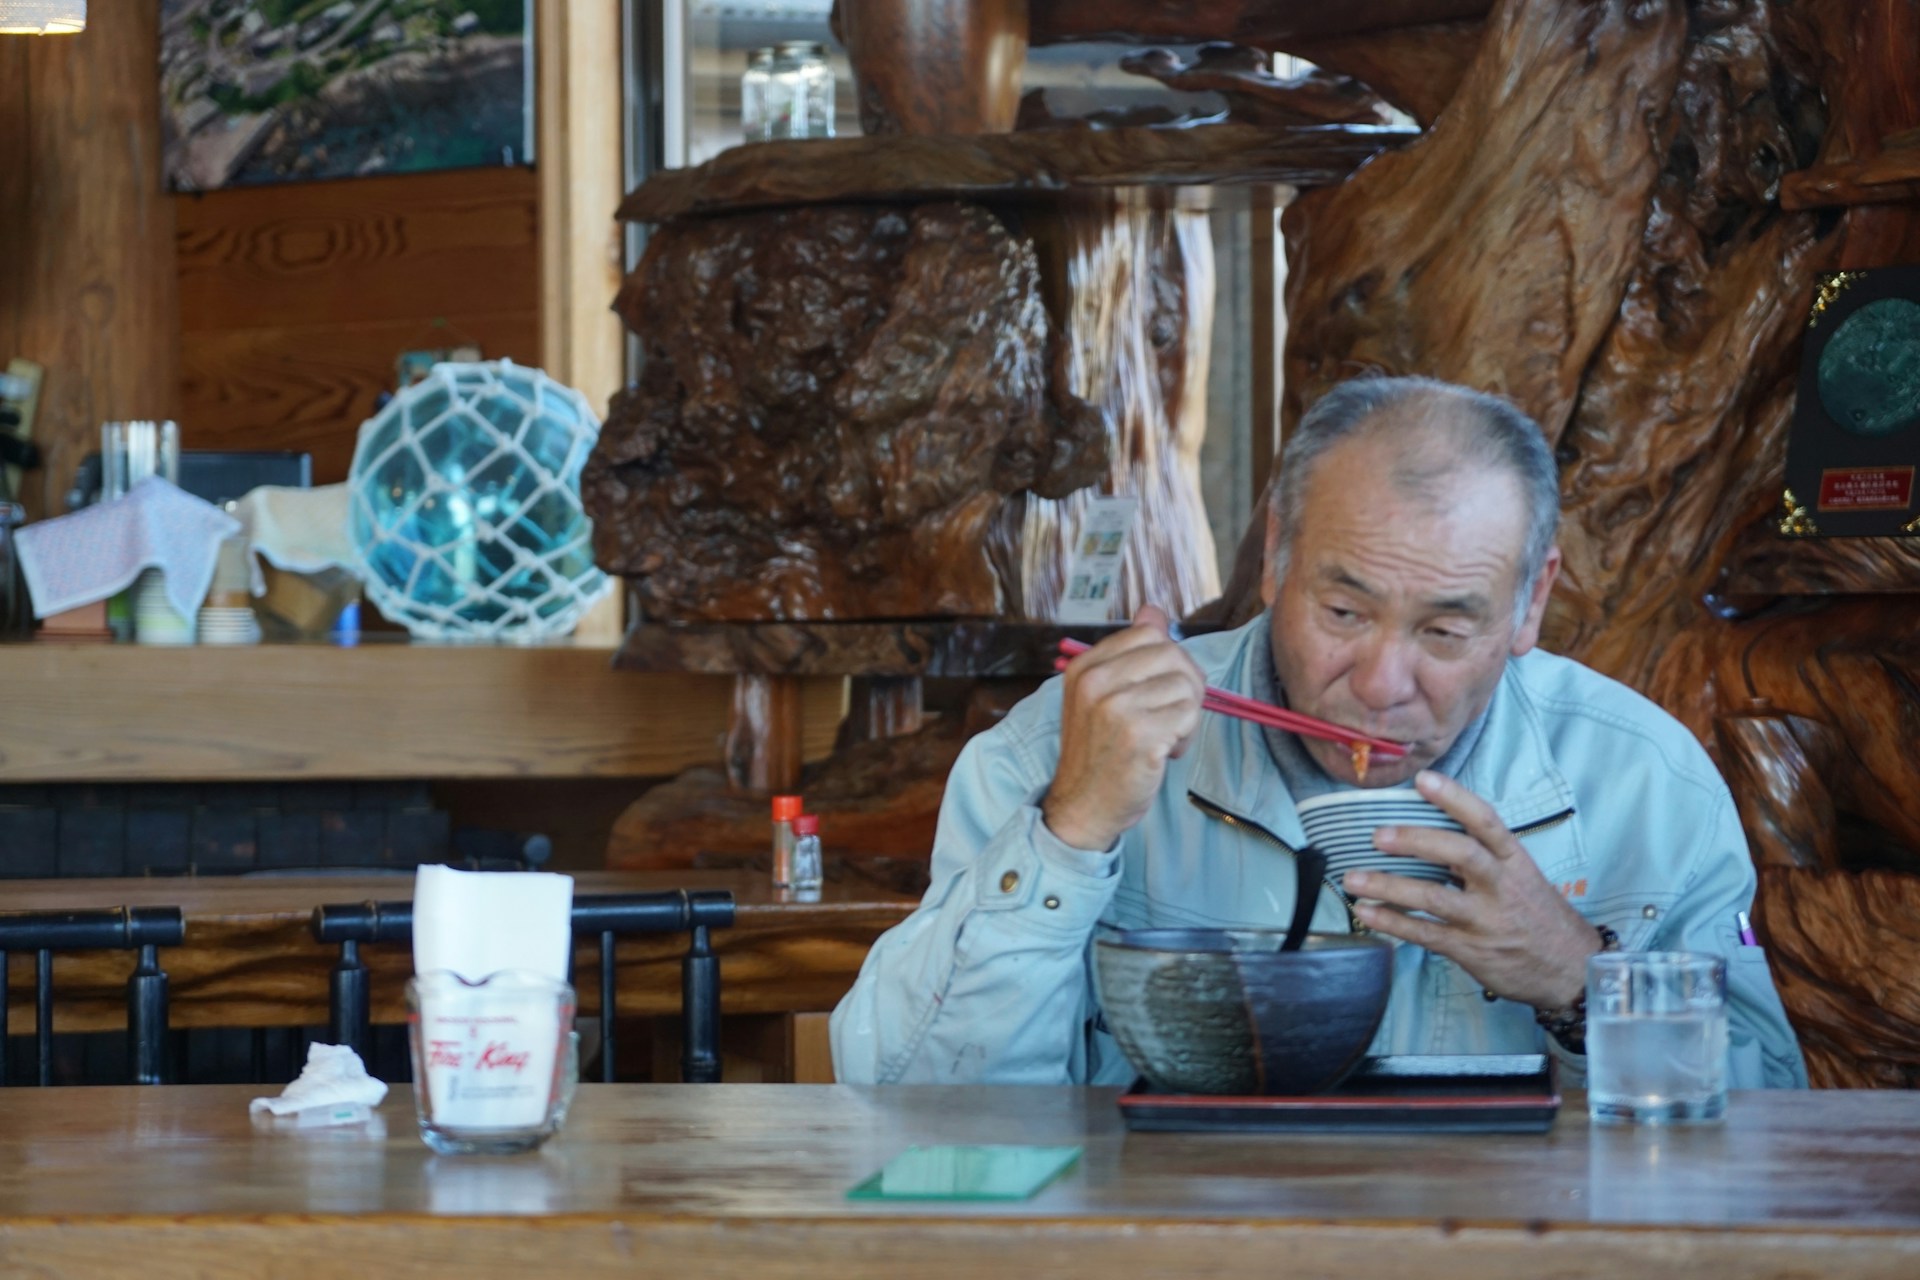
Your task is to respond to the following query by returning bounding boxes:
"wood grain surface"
[0,1,180,522]
[2,871,914,1035]
[1026,0,1494,47]
[617,124,1414,222]
[0,644,846,781]
[175,166,541,484]
[0,1085,1918,1279]
[839,0,1029,134]
[1781,132,1920,210]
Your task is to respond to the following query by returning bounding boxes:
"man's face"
[1268,432,1558,787]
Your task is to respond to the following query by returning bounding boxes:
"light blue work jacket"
[831,613,1808,1089]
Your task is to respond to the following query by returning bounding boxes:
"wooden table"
[3,872,915,1080]
[0,1084,1916,1278]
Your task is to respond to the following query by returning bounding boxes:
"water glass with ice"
[1586,951,1728,1125]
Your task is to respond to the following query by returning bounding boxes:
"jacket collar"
[1184,613,1575,839]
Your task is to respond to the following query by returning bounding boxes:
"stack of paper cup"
[132,568,194,645]
[197,532,261,646]
[196,602,261,645]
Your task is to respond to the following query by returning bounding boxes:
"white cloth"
[412,864,574,984]
[249,1043,388,1117]
[233,482,356,594]
[13,477,240,619]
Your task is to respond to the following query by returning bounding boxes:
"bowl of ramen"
[1093,928,1394,1095]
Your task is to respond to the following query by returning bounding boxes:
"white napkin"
[412,864,574,984]
[14,477,241,618]
[233,482,357,594]
[250,1043,388,1118]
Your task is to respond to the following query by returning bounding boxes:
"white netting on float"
[347,360,611,642]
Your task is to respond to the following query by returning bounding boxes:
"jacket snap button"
[1000,870,1020,893]
[1044,895,1061,910]
[1642,904,1658,920]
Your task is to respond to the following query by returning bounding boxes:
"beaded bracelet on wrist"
[1479,924,1622,1056]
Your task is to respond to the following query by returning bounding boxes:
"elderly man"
[831,376,1806,1088]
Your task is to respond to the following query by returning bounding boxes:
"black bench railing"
[0,907,185,1087]
[310,890,735,1083]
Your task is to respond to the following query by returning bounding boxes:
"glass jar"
[790,813,823,894]
[767,41,834,140]
[100,420,179,502]
[741,46,775,142]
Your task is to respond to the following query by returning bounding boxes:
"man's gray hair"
[1270,376,1561,627]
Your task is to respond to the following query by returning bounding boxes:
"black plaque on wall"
[1783,265,1920,537]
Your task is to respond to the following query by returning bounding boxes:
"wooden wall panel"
[178,311,540,483]
[0,0,180,521]
[175,166,541,484]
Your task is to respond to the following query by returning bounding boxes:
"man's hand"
[1041,605,1206,852]
[1340,770,1600,1010]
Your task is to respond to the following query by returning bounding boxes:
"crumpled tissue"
[250,1042,388,1123]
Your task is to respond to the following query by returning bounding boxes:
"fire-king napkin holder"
[407,865,577,1155]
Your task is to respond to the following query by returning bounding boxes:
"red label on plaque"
[1818,466,1915,511]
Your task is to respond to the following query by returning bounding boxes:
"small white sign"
[1057,496,1139,625]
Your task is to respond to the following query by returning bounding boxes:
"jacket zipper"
[1187,793,1365,932]
[1512,808,1575,838]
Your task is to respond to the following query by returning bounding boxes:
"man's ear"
[1509,545,1562,657]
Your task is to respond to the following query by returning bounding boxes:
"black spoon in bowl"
[1282,844,1329,952]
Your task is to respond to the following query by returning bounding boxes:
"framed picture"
[159,1,534,192]
[1782,265,1920,537]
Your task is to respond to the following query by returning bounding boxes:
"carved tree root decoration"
[1005,193,1222,620]
[1649,598,1920,873]
[1756,867,1920,1089]
[608,695,1015,887]
[583,202,1105,621]
[1118,44,1387,127]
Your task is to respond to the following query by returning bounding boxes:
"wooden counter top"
[0,1084,1917,1278]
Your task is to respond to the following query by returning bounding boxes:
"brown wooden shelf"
[614,619,1136,677]
[618,123,1416,222]
[0,642,843,782]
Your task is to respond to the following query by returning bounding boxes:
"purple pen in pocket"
[1736,910,1758,946]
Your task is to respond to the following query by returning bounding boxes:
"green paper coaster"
[847,1144,1083,1201]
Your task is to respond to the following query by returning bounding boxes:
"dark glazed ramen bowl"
[1093,929,1394,1096]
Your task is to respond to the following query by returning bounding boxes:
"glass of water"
[1587,951,1728,1125]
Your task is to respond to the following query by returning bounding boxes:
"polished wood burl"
[837,0,1029,134]
[1757,867,1920,1090]
[4,1085,1920,1278]
[583,202,1105,621]
[1116,44,1387,128]
[616,123,1411,222]
[1026,0,1494,47]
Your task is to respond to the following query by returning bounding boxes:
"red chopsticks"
[1055,638,1408,759]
